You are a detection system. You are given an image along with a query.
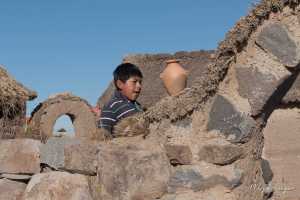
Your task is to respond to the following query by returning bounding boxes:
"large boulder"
[96,137,171,200]
[0,139,41,174]
[23,172,93,200]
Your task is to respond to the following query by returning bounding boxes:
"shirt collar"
[113,90,132,103]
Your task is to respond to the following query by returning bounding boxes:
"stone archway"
[28,93,103,142]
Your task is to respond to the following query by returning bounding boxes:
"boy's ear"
[116,80,124,90]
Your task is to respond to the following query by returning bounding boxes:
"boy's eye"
[131,80,142,84]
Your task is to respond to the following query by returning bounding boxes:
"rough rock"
[167,166,204,193]
[96,137,171,200]
[236,64,290,116]
[23,172,93,200]
[165,143,193,165]
[207,95,256,143]
[256,23,299,68]
[40,136,98,175]
[282,73,300,104]
[0,179,27,200]
[167,163,242,194]
[261,159,273,184]
[0,139,41,174]
[198,142,243,165]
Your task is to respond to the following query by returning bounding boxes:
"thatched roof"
[0,65,37,106]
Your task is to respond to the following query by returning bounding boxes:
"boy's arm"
[98,107,116,135]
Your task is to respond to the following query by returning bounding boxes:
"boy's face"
[117,76,142,101]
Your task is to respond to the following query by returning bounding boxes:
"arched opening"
[262,107,300,199]
[53,114,75,136]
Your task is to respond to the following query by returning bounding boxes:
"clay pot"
[160,59,188,96]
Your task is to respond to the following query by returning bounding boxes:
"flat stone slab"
[40,136,98,175]
[0,179,27,200]
[0,173,32,181]
[256,23,299,68]
[23,172,93,200]
[0,139,41,174]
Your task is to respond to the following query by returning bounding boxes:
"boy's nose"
[136,82,142,89]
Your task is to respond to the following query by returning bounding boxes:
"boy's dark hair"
[113,63,143,89]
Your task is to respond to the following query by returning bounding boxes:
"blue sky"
[0,0,254,131]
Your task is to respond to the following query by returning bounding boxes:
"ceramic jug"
[160,59,188,96]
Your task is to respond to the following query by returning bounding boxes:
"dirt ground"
[263,108,300,200]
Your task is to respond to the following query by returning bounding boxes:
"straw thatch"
[0,65,37,139]
[0,65,37,106]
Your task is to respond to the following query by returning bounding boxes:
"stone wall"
[2,1,300,200]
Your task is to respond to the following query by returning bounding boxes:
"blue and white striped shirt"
[99,90,143,134]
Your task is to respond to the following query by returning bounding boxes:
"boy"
[99,63,143,136]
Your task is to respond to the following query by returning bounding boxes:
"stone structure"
[27,92,104,142]
[2,1,300,200]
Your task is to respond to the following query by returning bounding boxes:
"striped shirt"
[99,90,143,134]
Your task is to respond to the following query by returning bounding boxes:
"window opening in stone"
[53,114,75,136]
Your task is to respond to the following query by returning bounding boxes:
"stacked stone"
[2,2,300,200]
[0,138,96,200]
[0,136,172,200]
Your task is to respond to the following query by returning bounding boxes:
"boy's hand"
[91,106,101,117]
